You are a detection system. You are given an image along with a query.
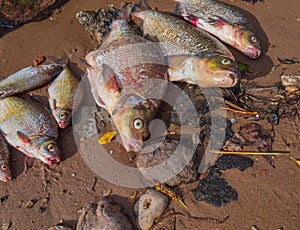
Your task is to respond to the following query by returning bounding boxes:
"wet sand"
[0,0,300,229]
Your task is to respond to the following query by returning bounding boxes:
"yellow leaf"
[98,131,116,145]
[290,156,300,168]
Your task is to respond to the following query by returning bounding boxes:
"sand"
[0,0,300,229]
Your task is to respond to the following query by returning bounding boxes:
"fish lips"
[45,156,61,166]
[121,136,143,152]
[211,70,240,88]
[0,173,12,182]
[243,46,262,59]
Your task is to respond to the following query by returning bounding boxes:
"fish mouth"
[46,157,60,166]
[212,71,240,87]
[58,121,69,129]
[0,174,12,182]
[122,137,143,152]
[244,47,262,59]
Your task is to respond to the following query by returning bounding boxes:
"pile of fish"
[0,63,82,181]
[76,0,264,154]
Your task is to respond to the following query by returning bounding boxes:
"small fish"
[175,0,262,59]
[0,133,12,182]
[168,53,240,87]
[0,96,60,166]
[48,64,83,128]
[84,19,168,152]
[0,64,63,99]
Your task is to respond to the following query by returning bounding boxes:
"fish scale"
[175,0,262,58]
[48,64,83,129]
[134,10,234,59]
[0,64,63,99]
[177,0,248,25]
[85,19,168,152]
[0,96,60,166]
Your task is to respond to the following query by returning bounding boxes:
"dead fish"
[48,64,83,128]
[0,96,61,167]
[175,0,262,59]
[0,64,63,99]
[84,19,168,152]
[168,53,240,87]
[133,10,235,58]
[133,10,240,87]
[0,133,12,182]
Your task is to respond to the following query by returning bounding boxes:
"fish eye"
[59,112,66,120]
[250,36,258,43]
[133,119,144,130]
[47,143,56,152]
[1,164,8,171]
[221,59,232,65]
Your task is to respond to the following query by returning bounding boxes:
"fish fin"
[24,156,35,173]
[17,131,31,145]
[185,15,200,26]
[80,58,93,70]
[167,55,190,68]
[51,99,57,110]
[207,15,229,27]
[102,64,121,94]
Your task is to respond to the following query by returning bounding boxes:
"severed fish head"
[168,53,240,88]
[33,138,61,166]
[0,160,11,182]
[112,96,159,152]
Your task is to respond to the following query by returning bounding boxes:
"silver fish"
[0,64,63,99]
[133,10,240,87]
[175,0,262,58]
[0,96,61,166]
[84,19,168,152]
[48,64,83,128]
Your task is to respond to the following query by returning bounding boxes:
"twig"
[162,208,229,224]
[211,150,290,156]
[222,107,259,115]
[84,177,97,191]
[224,99,247,111]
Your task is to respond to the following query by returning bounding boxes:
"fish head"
[0,160,12,182]
[35,139,61,166]
[43,64,64,76]
[112,96,158,152]
[236,29,261,59]
[193,53,240,87]
[53,108,72,129]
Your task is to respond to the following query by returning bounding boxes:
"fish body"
[133,10,240,87]
[0,133,12,182]
[48,64,83,128]
[133,10,234,58]
[85,19,168,152]
[175,0,261,58]
[0,64,63,99]
[0,96,60,166]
